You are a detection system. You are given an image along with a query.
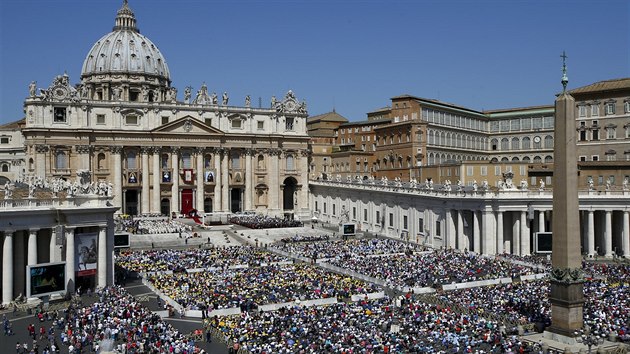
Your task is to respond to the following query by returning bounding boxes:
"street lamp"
[575,326,604,354]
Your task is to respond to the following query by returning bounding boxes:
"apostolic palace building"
[0,1,629,305]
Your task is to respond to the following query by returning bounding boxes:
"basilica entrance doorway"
[181,189,193,215]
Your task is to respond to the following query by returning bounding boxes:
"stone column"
[152,147,161,214]
[27,229,38,266]
[513,214,520,255]
[269,149,280,213]
[221,149,230,212]
[623,211,629,258]
[14,232,25,296]
[65,227,76,294]
[482,210,496,255]
[457,210,464,250]
[299,150,309,214]
[97,226,107,288]
[2,231,14,304]
[141,147,150,214]
[213,149,221,212]
[587,210,595,256]
[473,210,480,253]
[35,144,48,178]
[520,210,530,256]
[497,211,504,254]
[245,149,253,211]
[111,146,123,212]
[171,147,180,215]
[538,210,545,233]
[605,210,613,257]
[50,227,57,262]
[195,148,205,213]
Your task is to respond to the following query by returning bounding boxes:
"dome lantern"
[113,0,138,33]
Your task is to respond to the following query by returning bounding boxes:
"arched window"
[97,153,106,170]
[28,158,34,171]
[1,163,8,172]
[204,154,212,168]
[533,156,542,163]
[126,150,137,169]
[522,156,531,163]
[522,137,531,149]
[491,138,498,151]
[55,151,68,169]
[511,137,520,150]
[501,157,509,162]
[544,135,554,149]
[428,130,434,144]
[257,155,265,169]
[286,155,295,170]
[545,155,553,163]
[501,138,509,150]
[161,154,169,168]
[512,157,520,162]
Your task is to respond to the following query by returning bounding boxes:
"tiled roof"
[569,78,630,95]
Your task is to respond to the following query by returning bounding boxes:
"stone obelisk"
[547,52,584,337]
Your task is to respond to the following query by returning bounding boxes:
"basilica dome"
[81,1,170,81]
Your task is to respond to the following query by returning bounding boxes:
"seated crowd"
[147,263,381,310]
[210,297,536,353]
[272,238,420,260]
[115,217,193,235]
[279,234,331,244]
[61,286,204,354]
[116,246,290,273]
[325,247,540,288]
[230,214,303,229]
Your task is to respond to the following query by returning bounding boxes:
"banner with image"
[75,232,98,277]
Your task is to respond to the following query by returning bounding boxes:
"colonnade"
[310,182,630,259]
[1,225,111,304]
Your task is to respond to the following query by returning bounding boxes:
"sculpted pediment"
[152,116,224,135]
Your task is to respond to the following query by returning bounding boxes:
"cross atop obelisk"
[547,51,585,337]
[561,51,568,92]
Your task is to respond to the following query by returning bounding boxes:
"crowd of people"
[229,215,303,229]
[60,286,204,354]
[147,263,381,311]
[279,234,331,244]
[115,217,193,235]
[116,246,290,273]
[210,296,538,353]
[323,247,540,288]
[272,238,420,260]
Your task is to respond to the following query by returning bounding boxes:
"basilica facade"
[21,1,310,218]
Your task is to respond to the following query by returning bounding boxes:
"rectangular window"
[418,218,424,233]
[467,166,473,176]
[579,156,587,161]
[96,114,106,125]
[609,175,615,184]
[606,102,615,115]
[285,117,294,131]
[376,211,381,224]
[205,118,212,126]
[591,104,599,117]
[592,129,599,140]
[53,107,67,123]
[333,204,336,215]
[546,176,552,185]
[257,121,264,130]
[607,128,616,139]
[389,213,394,227]
[495,166,501,176]
[520,165,526,176]
[625,101,630,113]
[231,119,242,129]
[125,115,138,125]
[480,166,487,176]
[161,116,169,125]
[232,155,240,169]
[324,203,327,213]
[0,137,8,144]
[578,105,586,117]
[598,176,604,185]
[403,215,408,230]
[315,201,318,212]
[364,209,368,222]
[592,155,599,161]
[352,207,356,220]
[435,220,441,237]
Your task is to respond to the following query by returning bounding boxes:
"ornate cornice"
[140,146,152,155]
[170,146,180,155]
[194,147,205,155]
[110,146,123,154]
[75,145,92,154]
[35,144,49,153]
[549,267,583,284]
[151,146,162,155]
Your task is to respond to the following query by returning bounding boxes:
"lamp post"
[575,326,604,354]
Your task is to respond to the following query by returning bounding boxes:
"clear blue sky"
[1,0,628,124]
